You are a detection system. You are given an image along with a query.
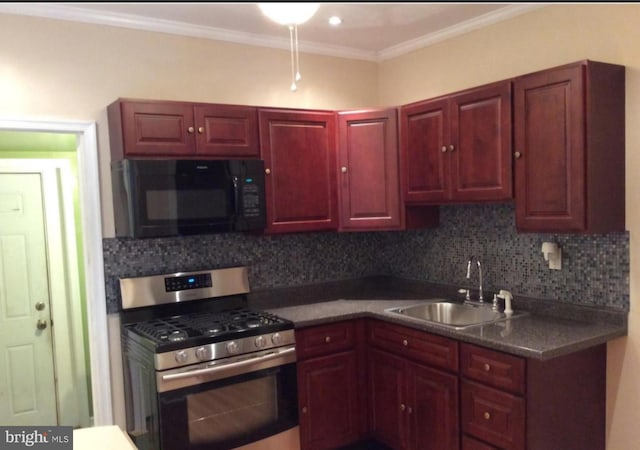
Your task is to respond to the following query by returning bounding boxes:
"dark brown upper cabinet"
[337,109,403,231]
[400,80,513,204]
[513,60,625,233]
[258,108,338,234]
[107,99,259,159]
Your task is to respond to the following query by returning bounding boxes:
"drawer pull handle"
[325,336,331,343]
[484,363,491,372]
[402,339,408,347]
[483,412,491,420]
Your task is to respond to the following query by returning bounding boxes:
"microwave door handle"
[231,175,240,218]
[161,346,296,383]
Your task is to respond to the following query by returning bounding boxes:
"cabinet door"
[338,109,402,230]
[298,351,361,450]
[369,348,408,450]
[408,362,459,450]
[514,61,625,233]
[111,100,196,157]
[259,109,338,233]
[513,65,585,231]
[450,81,512,202]
[194,105,259,157]
[401,97,450,203]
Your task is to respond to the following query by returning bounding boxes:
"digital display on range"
[164,273,212,292]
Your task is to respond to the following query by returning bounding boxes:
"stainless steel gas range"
[119,266,298,450]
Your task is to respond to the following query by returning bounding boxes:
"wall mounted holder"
[541,241,562,270]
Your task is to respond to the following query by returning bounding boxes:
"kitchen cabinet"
[107,99,259,159]
[259,108,338,234]
[338,108,440,231]
[400,80,512,204]
[513,60,625,233]
[337,108,402,231]
[368,320,459,450]
[295,321,365,450]
[460,342,606,450]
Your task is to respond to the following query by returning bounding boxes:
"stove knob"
[271,332,282,346]
[195,346,211,361]
[175,350,188,364]
[255,336,266,349]
[226,341,239,355]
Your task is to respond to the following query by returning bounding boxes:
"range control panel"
[164,273,213,292]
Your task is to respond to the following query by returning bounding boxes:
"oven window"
[188,375,277,444]
[159,364,298,450]
[146,189,227,221]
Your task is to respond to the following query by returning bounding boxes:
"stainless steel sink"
[385,300,525,329]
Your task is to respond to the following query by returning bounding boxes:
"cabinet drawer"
[461,380,525,450]
[368,320,458,372]
[461,343,525,395]
[296,321,356,359]
[462,435,500,450]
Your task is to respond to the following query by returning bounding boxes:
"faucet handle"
[497,290,514,316]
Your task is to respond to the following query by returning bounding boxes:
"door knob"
[37,320,48,330]
[35,302,45,311]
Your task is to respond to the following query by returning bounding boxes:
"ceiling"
[0,2,545,61]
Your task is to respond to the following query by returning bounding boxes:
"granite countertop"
[249,277,627,361]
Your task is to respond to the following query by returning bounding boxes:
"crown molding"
[0,3,546,62]
[378,4,548,61]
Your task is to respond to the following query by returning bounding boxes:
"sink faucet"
[466,256,483,302]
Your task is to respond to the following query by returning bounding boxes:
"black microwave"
[111,159,266,238]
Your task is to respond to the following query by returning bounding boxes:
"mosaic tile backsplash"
[103,203,629,313]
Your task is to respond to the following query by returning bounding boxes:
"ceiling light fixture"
[328,16,342,26]
[258,3,320,92]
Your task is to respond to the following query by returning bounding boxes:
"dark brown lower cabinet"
[461,342,606,450]
[298,351,361,450]
[296,320,365,450]
[369,347,459,450]
[297,319,607,450]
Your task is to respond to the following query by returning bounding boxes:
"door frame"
[0,119,112,425]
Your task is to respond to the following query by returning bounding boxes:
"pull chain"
[288,25,297,91]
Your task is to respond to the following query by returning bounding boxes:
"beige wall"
[0,13,378,236]
[1,4,639,448]
[379,5,639,449]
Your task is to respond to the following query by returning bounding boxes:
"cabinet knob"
[341,166,347,174]
[325,336,331,343]
[441,146,447,153]
[514,151,522,159]
[187,126,195,134]
[400,403,406,412]
[402,339,408,347]
[302,406,308,414]
[198,126,204,134]
[449,144,455,152]
[265,168,271,175]
[483,412,491,420]
[407,406,413,414]
[484,363,491,372]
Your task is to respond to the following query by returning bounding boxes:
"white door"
[0,173,58,425]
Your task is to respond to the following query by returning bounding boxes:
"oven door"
[157,348,298,450]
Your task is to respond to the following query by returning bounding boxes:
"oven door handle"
[160,346,296,384]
